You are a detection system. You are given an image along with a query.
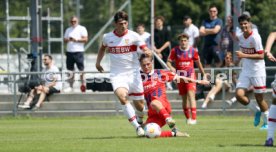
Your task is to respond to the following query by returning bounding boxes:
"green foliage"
[0,0,275,54]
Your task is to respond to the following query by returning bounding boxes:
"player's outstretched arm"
[265,32,276,62]
[95,45,106,73]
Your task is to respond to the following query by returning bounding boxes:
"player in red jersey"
[167,33,207,125]
[140,54,209,137]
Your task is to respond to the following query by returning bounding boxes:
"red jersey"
[168,46,199,77]
[141,70,176,116]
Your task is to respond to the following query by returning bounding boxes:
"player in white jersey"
[235,14,269,130]
[95,11,152,137]
[264,32,276,147]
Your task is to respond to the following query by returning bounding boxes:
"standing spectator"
[199,4,223,67]
[64,16,88,92]
[95,11,152,137]
[167,33,207,125]
[153,16,171,69]
[136,23,151,48]
[235,14,269,130]
[220,16,234,55]
[183,15,200,48]
[18,54,62,110]
[264,32,276,147]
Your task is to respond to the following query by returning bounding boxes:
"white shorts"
[236,74,266,93]
[111,71,144,100]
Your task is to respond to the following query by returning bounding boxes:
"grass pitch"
[0,115,275,152]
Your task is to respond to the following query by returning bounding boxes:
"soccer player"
[95,11,152,137]
[264,32,276,147]
[235,14,269,130]
[167,33,207,125]
[140,54,209,137]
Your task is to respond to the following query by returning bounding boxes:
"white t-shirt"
[183,24,199,46]
[102,30,146,74]
[42,65,62,90]
[64,25,88,52]
[238,31,266,77]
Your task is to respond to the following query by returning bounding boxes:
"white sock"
[230,97,237,103]
[262,111,269,124]
[135,107,145,124]
[122,103,140,129]
[246,101,260,113]
[267,105,276,140]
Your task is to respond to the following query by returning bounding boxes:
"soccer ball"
[144,123,161,138]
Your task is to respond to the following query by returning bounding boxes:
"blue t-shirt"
[202,18,223,46]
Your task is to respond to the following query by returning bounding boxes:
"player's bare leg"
[133,99,145,125]
[255,93,269,130]
[115,87,144,136]
[236,88,261,126]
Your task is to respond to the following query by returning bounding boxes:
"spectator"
[183,15,200,48]
[136,23,151,48]
[64,16,88,92]
[201,52,237,108]
[220,16,234,55]
[199,4,223,67]
[153,16,171,69]
[18,54,62,110]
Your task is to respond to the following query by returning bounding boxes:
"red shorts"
[146,115,166,128]
[177,82,196,95]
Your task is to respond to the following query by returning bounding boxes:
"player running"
[235,14,269,130]
[167,33,207,125]
[264,32,276,147]
[140,54,209,137]
[95,11,151,137]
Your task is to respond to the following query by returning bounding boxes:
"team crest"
[249,41,254,48]
[125,39,129,45]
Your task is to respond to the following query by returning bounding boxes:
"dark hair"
[177,33,189,40]
[114,11,128,23]
[209,4,218,10]
[44,54,52,60]
[155,16,165,23]
[238,14,251,23]
[139,54,152,63]
[136,23,145,28]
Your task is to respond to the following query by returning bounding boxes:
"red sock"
[191,107,197,120]
[160,131,173,137]
[183,108,190,119]
[159,108,170,120]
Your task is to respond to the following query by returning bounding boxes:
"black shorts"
[47,86,60,95]
[202,45,222,65]
[66,52,84,71]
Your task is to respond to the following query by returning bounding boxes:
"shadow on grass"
[82,136,139,140]
[233,144,267,147]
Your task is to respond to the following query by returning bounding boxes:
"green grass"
[0,116,275,152]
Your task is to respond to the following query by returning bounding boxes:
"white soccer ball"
[144,123,161,138]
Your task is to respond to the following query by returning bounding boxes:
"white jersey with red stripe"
[238,31,266,77]
[102,30,146,74]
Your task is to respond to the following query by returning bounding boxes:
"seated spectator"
[18,54,62,110]
[201,52,237,108]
